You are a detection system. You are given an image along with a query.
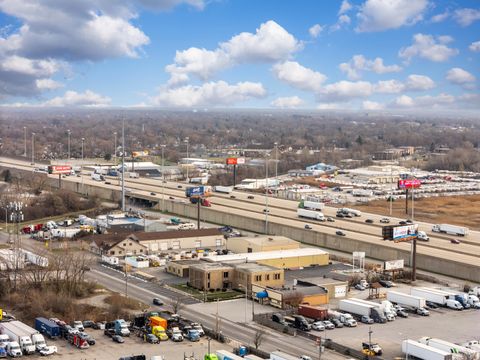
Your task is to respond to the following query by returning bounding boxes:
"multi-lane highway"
[1,156,480,274]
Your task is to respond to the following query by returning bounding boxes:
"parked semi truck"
[0,321,36,354]
[297,208,325,221]
[338,300,386,323]
[327,310,357,327]
[418,337,479,360]
[185,186,212,197]
[387,291,427,309]
[431,224,468,236]
[302,201,325,211]
[410,287,454,306]
[35,317,60,340]
[348,298,393,322]
[213,186,233,194]
[402,340,453,360]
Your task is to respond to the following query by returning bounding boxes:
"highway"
[1,157,480,270]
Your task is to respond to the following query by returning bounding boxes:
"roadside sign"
[398,179,421,189]
[0,308,2,321]
[226,157,245,165]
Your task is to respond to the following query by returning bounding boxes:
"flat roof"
[234,236,299,247]
[169,259,202,266]
[203,247,328,263]
[190,262,233,271]
[233,262,280,273]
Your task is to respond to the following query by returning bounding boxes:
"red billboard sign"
[48,165,72,174]
[398,179,421,190]
[226,157,245,165]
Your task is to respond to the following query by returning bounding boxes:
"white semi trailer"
[418,337,479,360]
[402,340,453,360]
[410,287,454,305]
[387,291,427,309]
[297,208,325,221]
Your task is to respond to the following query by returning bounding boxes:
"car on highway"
[230,195,236,199]
[150,192,157,196]
[399,221,407,225]
[406,219,413,224]
[105,181,111,185]
[345,213,353,218]
[378,279,394,288]
[416,308,430,316]
[146,334,159,344]
[112,335,125,343]
[336,230,346,236]
[380,217,390,223]
[336,213,345,218]
[304,224,312,230]
[450,238,461,244]
[177,185,182,189]
[326,217,335,222]
[263,209,270,213]
[153,298,164,306]
[247,195,255,199]
[169,196,175,200]
[365,219,374,224]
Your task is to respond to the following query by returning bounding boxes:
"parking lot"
[23,328,232,359]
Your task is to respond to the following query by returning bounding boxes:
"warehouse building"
[226,236,299,254]
[189,262,234,291]
[203,247,329,269]
[166,259,202,278]
[232,263,284,292]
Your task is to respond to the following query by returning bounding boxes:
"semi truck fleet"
[418,337,479,360]
[0,320,37,355]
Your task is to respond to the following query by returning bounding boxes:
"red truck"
[298,305,328,321]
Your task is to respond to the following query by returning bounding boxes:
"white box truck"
[387,291,426,309]
[297,208,325,221]
[270,350,303,360]
[216,350,244,360]
[418,337,478,360]
[431,224,468,236]
[410,287,453,306]
[402,340,453,360]
[303,201,325,211]
[213,186,233,194]
[0,321,37,354]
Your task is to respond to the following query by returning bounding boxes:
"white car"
[40,345,57,356]
[311,321,325,331]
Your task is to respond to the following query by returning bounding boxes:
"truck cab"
[18,336,35,355]
[0,335,9,348]
[152,326,168,341]
[6,342,22,357]
[114,320,130,337]
[31,334,47,351]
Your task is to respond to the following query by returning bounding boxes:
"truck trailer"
[35,317,60,339]
[418,337,479,360]
[410,287,454,306]
[387,291,427,309]
[402,340,453,360]
[302,201,325,211]
[297,208,325,221]
[213,186,233,194]
[297,305,328,320]
[338,300,386,323]
[0,321,37,354]
[216,350,244,360]
[431,224,468,236]
[270,350,303,360]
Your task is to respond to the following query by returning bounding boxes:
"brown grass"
[354,195,480,230]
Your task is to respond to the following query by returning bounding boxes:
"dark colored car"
[247,195,255,199]
[330,319,344,328]
[336,230,346,236]
[379,279,393,288]
[327,217,335,222]
[336,213,345,218]
[153,298,164,306]
[450,238,461,244]
[406,219,413,224]
[146,334,159,344]
[112,335,125,343]
[177,185,182,189]
[399,221,407,225]
[82,320,95,328]
[169,196,175,200]
[263,209,270,213]
[105,181,111,185]
[104,329,115,338]
[304,224,312,230]
[426,301,439,309]
[396,310,408,318]
[230,195,236,199]
[150,192,157,196]
[93,321,106,330]
[365,219,374,224]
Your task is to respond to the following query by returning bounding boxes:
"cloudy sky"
[0,0,479,111]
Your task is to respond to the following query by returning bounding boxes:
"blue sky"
[0,0,479,111]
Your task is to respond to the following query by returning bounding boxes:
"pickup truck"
[362,342,383,356]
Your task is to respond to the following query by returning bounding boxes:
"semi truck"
[402,340,453,360]
[431,224,468,236]
[35,317,60,340]
[302,201,325,211]
[270,351,304,360]
[327,310,357,327]
[348,298,393,321]
[297,208,325,221]
[297,305,328,320]
[387,291,427,309]
[338,300,386,323]
[0,321,36,354]
[410,287,454,306]
[215,350,244,360]
[338,208,362,217]
[418,337,479,360]
[213,186,233,194]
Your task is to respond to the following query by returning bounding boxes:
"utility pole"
[121,119,126,212]
[8,201,24,291]
[23,127,27,157]
[161,145,166,211]
[265,153,269,234]
[31,132,35,165]
[274,142,278,197]
[81,138,85,160]
[185,137,190,182]
[67,129,71,160]
[114,131,117,165]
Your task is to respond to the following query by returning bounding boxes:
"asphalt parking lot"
[24,328,232,360]
[309,307,480,358]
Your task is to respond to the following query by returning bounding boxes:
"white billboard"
[384,259,405,271]
[392,224,418,240]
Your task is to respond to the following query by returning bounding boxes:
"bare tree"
[283,290,304,308]
[168,296,185,314]
[253,329,265,349]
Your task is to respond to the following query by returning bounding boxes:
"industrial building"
[232,263,284,292]
[188,262,234,291]
[203,247,329,269]
[226,236,299,254]
[305,162,337,175]
[166,259,202,278]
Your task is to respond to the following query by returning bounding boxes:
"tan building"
[166,259,202,278]
[189,263,234,291]
[251,282,329,309]
[232,263,284,292]
[226,236,299,254]
[89,232,148,257]
[299,277,348,299]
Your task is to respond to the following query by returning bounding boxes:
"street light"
[161,144,166,211]
[81,138,85,160]
[185,137,189,182]
[67,129,71,160]
[31,132,36,165]
[23,127,27,157]
[274,142,278,197]
[265,153,270,234]
[113,131,117,165]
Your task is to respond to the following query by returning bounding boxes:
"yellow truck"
[152,326,168,341]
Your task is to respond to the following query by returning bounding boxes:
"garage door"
[172,241,180,250]
[160,242,168,251]
[334,285,347,298]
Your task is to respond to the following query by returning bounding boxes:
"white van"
[417,231,429,241]
[446,299,463,310]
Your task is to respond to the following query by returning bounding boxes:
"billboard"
[132,150,149,157]
[185,186,205,197]
[398,179,421,189]
[384,259,405,271]
[47,165,72,174]
[393,224,418,241]
[226,157,245,165]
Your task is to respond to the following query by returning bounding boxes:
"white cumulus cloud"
[35,79,63,90]
[318,80,373,102]
[363,100,384,110]
[339,55,402,80]
[339,0,353,15]
[152,81,267,107]
[272,61,327,92]
[446,68,476,88]
[166,20,301,83]
[392,93,456,108]
[270,96,304,108]
[43,90,111,107]
[430,11,450,23]
[405,74,435,90]
[469,41,480,52]
[356,0,429,32]
[399,33,459,62]
[453,8,480,27]
[309,24,324,38]
[374,80,405,93]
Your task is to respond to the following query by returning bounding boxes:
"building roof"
[169,259,202,266]
[203,247,327,263]
[233,236,299,248]
[190,262,233,271]
[233,262,280,273]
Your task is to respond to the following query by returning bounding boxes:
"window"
[207,273,210,280]
[255,275,262,282]
[129,242,132,246]
[207,282,210,288]
[266,274,270,281]
[216,239,222,246]
[247,247,253,253]
[223,272,229,278]
[119,251,123,255]
[140,249,143,253]
[274,273,281,280]
[123,243,126,246]
[110,251,115,255]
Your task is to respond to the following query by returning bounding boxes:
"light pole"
[67,129,71,160]
[161,144,166,211]
[389,166,393,216]
[81,138,85,161]
[121,119,126,212]
[23,127,27,157]
[265,153,270,234]
[31,132,36,165]
[185,137,189,182]
[8,201,24,291]
[113,131,117,165]
[274,142,278,197]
